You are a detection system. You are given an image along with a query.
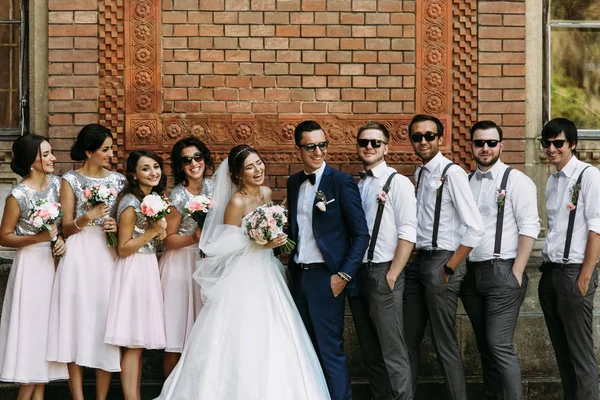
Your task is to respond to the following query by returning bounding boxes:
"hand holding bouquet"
[244,203,295,252]
[29,199,64,258]
[138,193,171,244]
[83,184,119,247]
[184,195,215,229]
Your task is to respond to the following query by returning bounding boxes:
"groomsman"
[350,122,417,400]
[538,118,600,400]
[461,120,540,400]
[404,114,485,400]
[287,120,370,400]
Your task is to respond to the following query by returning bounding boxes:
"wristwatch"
[443,264,455,276]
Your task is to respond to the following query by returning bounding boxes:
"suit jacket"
[287,164,370,296]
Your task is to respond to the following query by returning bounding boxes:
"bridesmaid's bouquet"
[28,199,64,259]
[83,184,119,247]
[244,203,295,252]
[139,193,172,221]
[183,195,215,229]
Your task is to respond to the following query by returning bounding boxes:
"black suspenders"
[432,163,455,249]
[468,167,513,258]
[366,172,397,265]
[562,166,591,263]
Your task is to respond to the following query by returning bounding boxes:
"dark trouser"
[293,264,352,400]
[349,261,411,400]
[403,250,467,400]
[460,259,527,400]
[538,262,599,400]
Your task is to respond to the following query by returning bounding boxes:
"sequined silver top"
[62,170,127,225]
[117,193,156,254]
[169,179,214,236]
[9,175,61,236]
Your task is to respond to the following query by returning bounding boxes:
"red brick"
[302,102,326,113]
[188,88,213,100]
[503,90,526,101]
[303,51,326,63]
[328,76,351,87]
[49,25,97,37]
[164,62,187,75]
[479,14,503,26]
[277,50,302,62]
[340,64,364,75]
[174,101,201,113]
[503,65,526,76]
[378,51,402,63]
[302,0,326,11]
[391,38,414,51]
[201,76,226,87]
[315,12,339,24]
[74,113,99,125]
[239,12,263,24]
[340,39,364,50]
[366,64,390,76]
[201,101,226,112]
[366,38,390,50]
[188,62,213,74]
[278,76,302,87]
[252,102,277,113]
[49,88,74,100]
[302,25,326,37]
[74,11,97,24]
[239,88,265,100]
[327,25,352,37]
[291,89,315,101]
[289,38,314,49]
[278,102,302,113]
[479,39,502,52]
[352,26,377,37]
[188,38,213,49]
[226,76,252,87]
[479,27,525,39]
[49,12,73,24]
[390,13,413,24]
[214,63,240,75]
[340,12,364,25]
[240,63,264,75]
[366,89,389,101]
[199,25,224,37]
[48,100,97,113]
[479,52,526,64]
[188,12,213,23]
[342,89,365,100]
[49,37,73,49]
[503,39,526,52]
[290,64,314,75]
[175,75,200,87]
[74,88,99,100]
[226,101,252,113]
[353,76,377,88]
[391,89,413,101]
[49,114,73,125]
[390,64,413,75]
[251,50,276,62]
[478,101,525,114]
[255,26,278,37]
[378,0,402,12]
[377,76,401,87]
[214,12,238,24]
[265,63,289,75]
[48,76,97,87]
[353,102,377,113]
[214,38,239,49]
[173,25,199,36]
[328,102,352,113]
[214,88,239,100]
[226,50,250,62]
[174,50,200,61]
[504,14,526,26]
[225,25,250,36]
[479,90,502,101]
[199,0,225,11]
[251,0,276,10]
[48,63,73,75]
[479,2,525,14]
[303,76,327,87]
[164,88,188,100]
[378,102,403,113]
[366,13,390,25]
[265,88,291,100]
[163,12,188,24]
[315,64,339,75]
[315,38,339,50]
[240,38,264,49]
[49,0,96,10]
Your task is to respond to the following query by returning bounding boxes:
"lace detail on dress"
[117,193,155,254]
[169,179,214,236]
[62,170,126,225]
[9,175,61,236]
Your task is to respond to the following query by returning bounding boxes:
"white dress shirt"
[358,161,417,263]
[294,161,326,264]
[468,160,540,261]
[543,156,600,264]
[414,152,485,251]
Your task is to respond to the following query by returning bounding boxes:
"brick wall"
[47,0,100,174]
[161,0,416,116]
[478,1,527,169]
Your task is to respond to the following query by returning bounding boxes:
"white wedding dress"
[155,160,331,400]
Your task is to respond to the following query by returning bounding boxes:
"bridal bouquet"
[244,203,295,252]
[183,195,215,229]
[139,193,172,221]
[28,199,64,259]
[83,184,119,247]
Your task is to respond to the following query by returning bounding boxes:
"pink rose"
[566,203,576,211]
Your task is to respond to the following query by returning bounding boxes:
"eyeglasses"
[298,141,329,152]
[180,152,203,166]
[357,139,388,148]
[410,133,440,143]
[540,139,567,149]
[472,140,500,148]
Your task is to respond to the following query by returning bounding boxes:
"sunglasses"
[180,152,204,166]
[410,133,440,143]
[472,139,500,148]
[540,139,567,149]
[357,139,388,148]
[298,141,329,152]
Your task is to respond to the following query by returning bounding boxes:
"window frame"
[0,0,28,140]
[543,0,600,137]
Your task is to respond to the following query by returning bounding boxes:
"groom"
[287,120,370,400]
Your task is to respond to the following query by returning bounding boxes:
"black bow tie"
[300,173,316,185]
[359,169,374,179]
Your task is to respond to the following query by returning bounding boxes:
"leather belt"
[299,262,327,270]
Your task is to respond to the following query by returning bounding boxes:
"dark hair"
[228,145,264,186]
[10,134,48,177]
[119,149,167,202]
[470,120,503,141]
[357,121,390,142]
[294,120,323,146]
[409,114,444,137]
[70,124,113,161]
[170,136,214,186]
[542,117,578,148]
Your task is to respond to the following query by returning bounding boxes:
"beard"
[474,152,500,168]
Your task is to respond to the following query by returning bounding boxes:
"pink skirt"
[0,242,68,383]
[159,244,203,353]
[46,226,121,372]
[105,252,166,349]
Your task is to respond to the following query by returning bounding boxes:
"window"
[0,0,27,137]
[545,0,600,136]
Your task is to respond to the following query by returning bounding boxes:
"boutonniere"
[432,176,447,198]
[377,191,388,204]
[316,190,327,212]
[496,188,507,213]
[567,182,581,210]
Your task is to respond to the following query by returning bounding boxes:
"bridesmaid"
[105,149,167,400]
[159,137,214,377]
[47,124,125,400]
[0,135,68,399]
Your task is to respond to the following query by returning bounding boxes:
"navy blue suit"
[287,164,369,400]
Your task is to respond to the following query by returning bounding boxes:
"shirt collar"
[476,159,505,180]
[556,155,579,179]
[369,161,388,178]
[422,151,444,173]
[304,161,327,181]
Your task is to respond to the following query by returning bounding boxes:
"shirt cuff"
[397,226,417,244]
[460,234,483,249]
[588,217,600,235]
[518,226,541,240]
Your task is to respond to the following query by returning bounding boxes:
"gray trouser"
[460,259,527,400]
[538,263,599,400]
[403,250,467,400]
[350,261,411,400]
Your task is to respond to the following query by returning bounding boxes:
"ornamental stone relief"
[98,0,476,169]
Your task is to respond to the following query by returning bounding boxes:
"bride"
[154,145,331,400]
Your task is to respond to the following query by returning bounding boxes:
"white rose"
[32,216,44,228]
[98,186,111,199]
[316,201,326,212]
[143,194,165,214]
[48,207,59,219]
